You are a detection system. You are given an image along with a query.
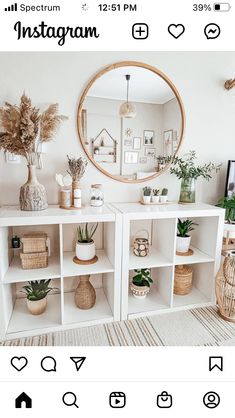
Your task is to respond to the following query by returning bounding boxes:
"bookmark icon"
[70,357,86,372]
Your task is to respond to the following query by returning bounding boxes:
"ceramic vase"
[19,165,48,211]
[27,297,47,315]
[74,275,96,309]
[76,240,96,261]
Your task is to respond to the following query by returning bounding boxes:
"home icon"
[15,392,32,408]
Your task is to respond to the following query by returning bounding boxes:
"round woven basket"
[174,265,193,295]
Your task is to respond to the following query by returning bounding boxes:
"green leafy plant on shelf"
[77,223,98,243]
[177,219,198,237]
[216,196,235,224]
[21,280,55,301]
[132,269,153,288]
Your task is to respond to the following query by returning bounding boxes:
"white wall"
[0,51,234,205]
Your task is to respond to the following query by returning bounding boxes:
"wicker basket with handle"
[20,251,48,269]
[21,233,47,254]
[174,265,193,295]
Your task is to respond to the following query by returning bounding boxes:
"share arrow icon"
[70,357,86,371]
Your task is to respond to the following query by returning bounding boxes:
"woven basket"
[21,233,47,254]
[174,265,193,295]
[20,251,48,269]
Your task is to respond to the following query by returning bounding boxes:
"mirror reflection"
[80,64,184,182]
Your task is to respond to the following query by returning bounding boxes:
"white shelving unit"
[0,205,122,340]
[112,202,224,321]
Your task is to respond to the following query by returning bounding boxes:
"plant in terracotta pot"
[160,188,168,203]
[142,186,152,204]
[0,93,68,211]
[130,269,153,299]
[169,151,221,203]
[176,218,198,254]
[152,189,160,203]
[216,196,235,241]
[21,279,56,315]
[75,223,98,262]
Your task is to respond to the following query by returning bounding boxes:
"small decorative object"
[90,184,104,207]
[125,128,133,137]
[55,173,72,209]
[152,189,160,203]
[0,93,67,211]
[145,148,156,157]
[133,230,149,257]
[67,155,87,207]
[74,274,96,309]
[143,130,154,146]
[176,218,198,254]
[142,186,152,204]
[160,188,168,203]
[155,155,167,171]
[119,75,136,119]
[217,196,235,247]
[170,151,221,203]
[124,151,138,164]
[74,223,98,263]
[21,279,56,315]
[174,265,193,295]
[130,269,153,299]
[215,255,235,322]
[92,129,117,163]
[163,130,173,156]
[133,137,141,150]
[12,235,20,249]
[74,188,82,208]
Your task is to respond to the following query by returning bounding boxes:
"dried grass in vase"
[67,155,88,182]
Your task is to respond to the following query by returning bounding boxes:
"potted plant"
[76,223,98,262]
[176,218,198,253]
[21,279,55,315]
[152,189,160,203]
[130,269,153,299]
[160,188,168,203]
[142,186,152,204]
[0,93,67,211]
[170,151,221,203]
[217,196,235,240]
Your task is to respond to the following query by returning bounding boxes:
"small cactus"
[152,189,160,196]
[162,188,168,196]
[143,186,152,196]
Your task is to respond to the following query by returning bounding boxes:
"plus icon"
[132,23,149,39]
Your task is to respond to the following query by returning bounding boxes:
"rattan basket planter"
[20,251,48,269]
[21,233,47,254]
[174,265,193,295]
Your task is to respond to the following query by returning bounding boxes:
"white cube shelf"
[112,202,224,321]
[0,205,122,340]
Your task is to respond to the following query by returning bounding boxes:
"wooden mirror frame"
[77,61,185,183]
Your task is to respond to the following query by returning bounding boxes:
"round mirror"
[77,61,185,183]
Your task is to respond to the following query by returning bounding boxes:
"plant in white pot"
[152,189,160,203]
[160,188,168,203]
[217,196,235,242]
[130,269,153,299]
[21,279,55,315]
[142,186,152,204]
[75,223,98,262]
[176,218,198,254]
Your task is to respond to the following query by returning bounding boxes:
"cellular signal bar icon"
[4,3,17,11]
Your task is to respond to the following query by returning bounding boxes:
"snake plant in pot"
[130,269,153,299]
[176,218,198,253]
[21,279,55,315]
[76,223,98,262]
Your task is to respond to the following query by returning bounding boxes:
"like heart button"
[11,356,28,372]
[168,24,185,39]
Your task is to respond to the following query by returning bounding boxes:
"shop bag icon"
[157,391,173,408]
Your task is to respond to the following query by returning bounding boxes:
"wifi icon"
[4,2,17,11]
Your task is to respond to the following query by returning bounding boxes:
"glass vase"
[179,178,196,204]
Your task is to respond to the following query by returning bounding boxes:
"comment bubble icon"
[41,356,57,372]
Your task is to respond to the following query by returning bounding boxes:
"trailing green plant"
[216,196,235,223]
[177,218,198,237]
[169,151,221,180]
[132,269,153,287]
[77,223,98,243]
[152,188,160,196]
[21,280,55,301]
[162,188,168,196]
[143,186,152,196]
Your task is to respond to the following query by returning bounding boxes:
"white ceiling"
[87,66,176,104]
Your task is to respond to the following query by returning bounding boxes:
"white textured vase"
[176,236,191,253]
[20,165,48,211]
[76,241,96,261]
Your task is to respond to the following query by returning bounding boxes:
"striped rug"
[1,306,235,346]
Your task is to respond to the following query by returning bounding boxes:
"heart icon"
[11,356,28,372]
[168,24,185,39]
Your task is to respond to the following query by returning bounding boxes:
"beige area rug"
[1,307,235,346]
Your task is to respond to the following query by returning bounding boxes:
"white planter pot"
[223,223,235,239]
[27,297,47,315]
[76,240,96,261]
[152,196,160,203]
[176,235,191,253]
[143,196,151,204]
[160,195,168,203]
[130,283,150,299]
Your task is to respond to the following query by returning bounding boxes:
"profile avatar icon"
[203,391,220,409]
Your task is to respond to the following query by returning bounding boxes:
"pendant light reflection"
[119,74,136,118]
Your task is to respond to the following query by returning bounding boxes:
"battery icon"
[213,3,231,11]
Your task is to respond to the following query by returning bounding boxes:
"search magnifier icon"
[62,392,79,408]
